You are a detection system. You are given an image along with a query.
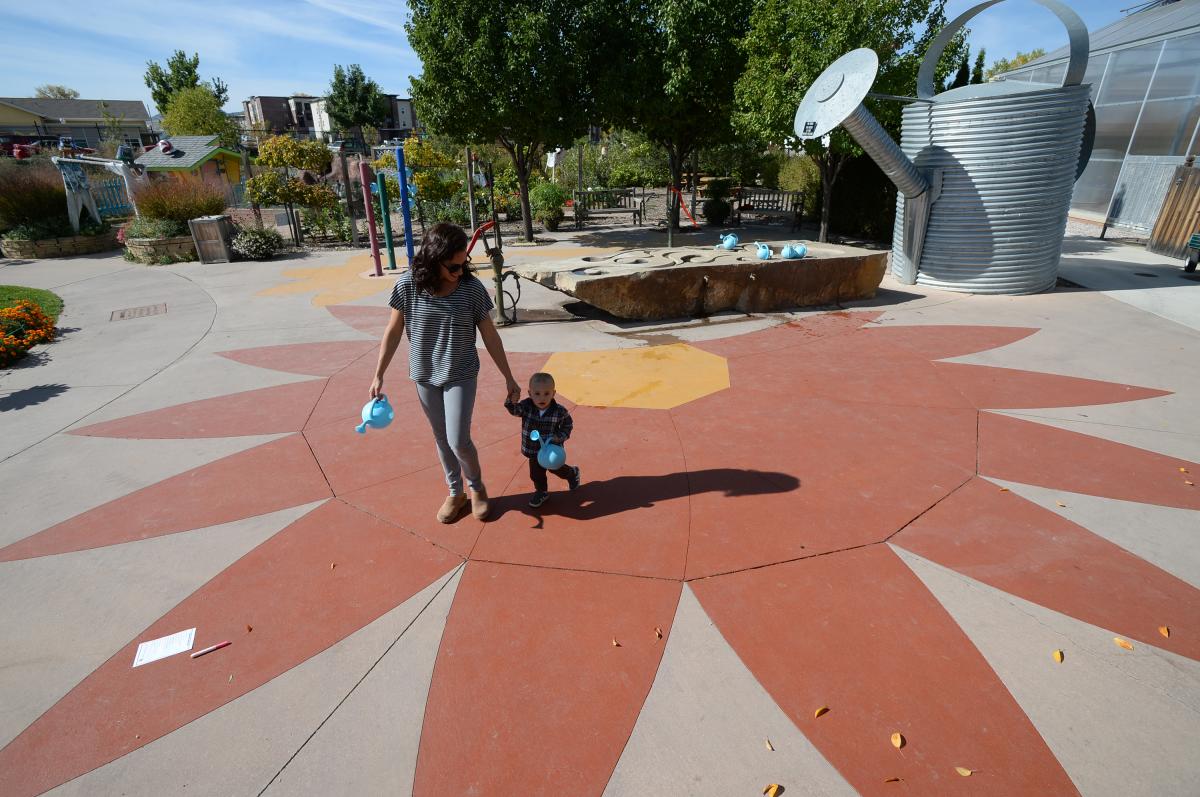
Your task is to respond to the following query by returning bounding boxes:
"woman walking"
[369,222,521,523]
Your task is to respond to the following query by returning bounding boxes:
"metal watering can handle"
[915,0,1089,100]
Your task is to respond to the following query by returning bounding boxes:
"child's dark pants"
[528,455,573,492]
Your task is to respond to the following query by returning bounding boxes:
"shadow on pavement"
[486,467,800,523]
[0,383,68,412]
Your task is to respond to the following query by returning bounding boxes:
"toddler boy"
[505,372,581,507]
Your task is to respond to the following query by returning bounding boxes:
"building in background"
[997,0,1200,234]
[241,95,320,143]
[0,97,156,149]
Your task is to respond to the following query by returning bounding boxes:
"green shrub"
[232,226,284,260]
[702,198,731,226]
[529,181,567,231]
[0,161,68,230]
[3,218,108,240]
[124,217,188,239]
[134,179,226,222]
[301,205,354,242]
[779,155,820,195]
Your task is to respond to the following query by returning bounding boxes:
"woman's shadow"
[487,468,799,523]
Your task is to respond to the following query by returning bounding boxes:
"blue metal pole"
[395,144,415,267]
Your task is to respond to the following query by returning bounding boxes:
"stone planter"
[0,228,119,259]
[125,235,198,264]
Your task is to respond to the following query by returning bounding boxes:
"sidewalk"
[1,232,1197,795]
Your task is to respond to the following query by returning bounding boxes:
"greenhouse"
[998,0,1200,234]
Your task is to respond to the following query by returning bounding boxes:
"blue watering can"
[755,242,772,260]
[356,395,395,434]
[529,429,566,470]
[781,243,808,259]
[717,233,739,250]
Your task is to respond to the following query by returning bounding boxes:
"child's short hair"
[529,372,555,388]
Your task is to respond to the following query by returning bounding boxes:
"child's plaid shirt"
[504,397,574,457]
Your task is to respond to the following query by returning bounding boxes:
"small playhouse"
[134,135,242,186]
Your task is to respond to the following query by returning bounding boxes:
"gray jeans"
[415,378,483,496]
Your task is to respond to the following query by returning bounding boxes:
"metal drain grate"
[110,303,167,321]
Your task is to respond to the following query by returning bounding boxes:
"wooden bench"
[733,187,805,230]
[573,187,646,229]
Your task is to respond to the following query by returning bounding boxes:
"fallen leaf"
[814,706,829,718]
[1159,626,1170,638]
[612,639,621,647]
[1114,637,1134,651]
[763,785,783,797]
[765,738,775,752]
[884,777,902,783]
[330,563,336,570]
[891,732,905,749]
[227,674,233,683]
[246,625,253,633]
[655,627,663,639]
[1055,501,1067,507]
[1053,649,1065,663]
[1181,467,1190,473]
[1186,480,1195,487]
[955,767,974,777]
[134,734,140,739]
[998,487,1010,492]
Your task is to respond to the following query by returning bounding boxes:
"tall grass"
[134,179,226,222]
[0,161,67,229]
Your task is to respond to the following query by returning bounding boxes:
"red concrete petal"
[0,500,457,797]
[342,439,525,556]
[858,324,1038,360]
[471,406,691,579]
[895,477,1200,660]
[933,362,1169,409]
[0,436,331,562]
[327,304,391,336]
[304,353,409,432]
[414,561,679,794]
[673,390,976,578]
[217,340,377,376]
[980,413,1200,510]
[72,381,326,439]
[695,310,882,359]
[730,332,973,408]
[692,547,1080,795]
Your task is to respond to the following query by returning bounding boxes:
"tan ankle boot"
[470,486,490,520]
[437,494,468,524]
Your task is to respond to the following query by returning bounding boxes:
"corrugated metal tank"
[891,81,1091,294]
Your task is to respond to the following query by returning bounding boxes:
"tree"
[734,0,961,242]
[407,1,595,241]
[144,50,228,113]
[985,48,1045,81]
[97,101,127,158]
[325,64,390,143]
[595,0,752,242]
[160,86,240,147]
[948,49,971,90]
[35,84,79,99]
[971,47,986,84]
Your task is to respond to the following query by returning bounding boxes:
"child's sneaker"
[568,465,581,490]
[528,491,550,508]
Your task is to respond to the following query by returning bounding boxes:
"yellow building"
[134,135,242,185]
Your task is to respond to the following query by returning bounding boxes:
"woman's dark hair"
[411,222,472,293]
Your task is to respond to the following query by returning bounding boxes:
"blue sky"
[0,0,1138,115]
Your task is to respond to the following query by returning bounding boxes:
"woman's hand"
[369,375,384,399]
[506,378,521,404]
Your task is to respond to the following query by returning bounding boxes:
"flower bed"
[124,235,197,264]
[0,299,56,366]
[0,228,119,259]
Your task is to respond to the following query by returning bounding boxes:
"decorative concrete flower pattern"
[1,307,1197,795]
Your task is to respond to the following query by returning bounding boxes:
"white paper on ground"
[132,628,196,668]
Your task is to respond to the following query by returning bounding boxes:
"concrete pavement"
[1,228,1198,795]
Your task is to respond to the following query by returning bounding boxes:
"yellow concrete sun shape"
[544,344,729,410]
[257,253,395,307]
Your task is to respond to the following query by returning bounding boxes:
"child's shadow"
[488,468,800,523]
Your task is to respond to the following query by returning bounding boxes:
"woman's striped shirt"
[389,270,494,386]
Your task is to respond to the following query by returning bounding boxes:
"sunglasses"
[445,256,471,275]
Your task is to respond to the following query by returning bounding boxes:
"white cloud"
[303,0,411,35]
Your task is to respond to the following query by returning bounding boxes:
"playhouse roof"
[135,135,240,171]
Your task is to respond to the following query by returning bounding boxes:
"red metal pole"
[358,161,383,277]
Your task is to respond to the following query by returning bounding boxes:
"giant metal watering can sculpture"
[794,0,1093,294]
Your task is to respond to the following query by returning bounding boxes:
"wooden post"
[359,161,383,277]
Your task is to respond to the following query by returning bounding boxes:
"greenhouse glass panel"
[1081,53,1109,100]
[1147,33,1200,101]
[1071,159,1123,214]
[1092,102,1139,159]
[1130,97,1200,156]
[1097,43,1162,106]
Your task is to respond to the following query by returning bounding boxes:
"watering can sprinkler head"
[356,395,395,434]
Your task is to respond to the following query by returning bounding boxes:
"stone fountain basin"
[508,242,888,320]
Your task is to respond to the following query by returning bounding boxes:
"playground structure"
[794,0,1093,294]
[50,154,147,232]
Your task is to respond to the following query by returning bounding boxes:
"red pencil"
[190,640,231,659]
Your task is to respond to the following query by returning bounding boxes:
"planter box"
[125,235,198,264]
[0,229,119,259]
